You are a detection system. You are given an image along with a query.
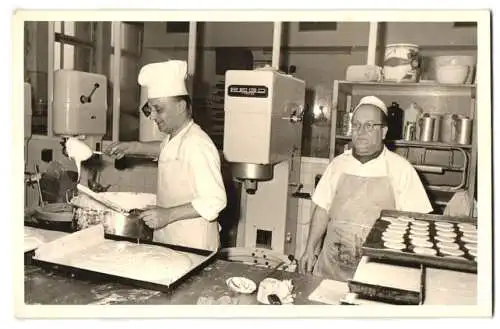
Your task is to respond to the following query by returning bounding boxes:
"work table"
[24,256,477,305]
[24,259,325,305]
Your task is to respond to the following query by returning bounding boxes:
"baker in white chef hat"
[299,95,432,281]
[138,59,192,135]
[105,60,227,251]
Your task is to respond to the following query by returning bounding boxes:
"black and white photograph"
[10,6,494,321]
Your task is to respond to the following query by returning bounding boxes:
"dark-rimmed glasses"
[352,122,384,133]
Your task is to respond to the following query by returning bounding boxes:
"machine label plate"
[227,85,269,98]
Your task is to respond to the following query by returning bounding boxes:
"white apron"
[154,123,220,251]
[313,159,396,281]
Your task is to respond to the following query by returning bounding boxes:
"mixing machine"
[52,69,108,188]
[223,67,305,256]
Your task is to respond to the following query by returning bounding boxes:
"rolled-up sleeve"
[188,141,227,221]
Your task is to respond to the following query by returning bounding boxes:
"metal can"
[342,112,354,136]
[403,121,416,141]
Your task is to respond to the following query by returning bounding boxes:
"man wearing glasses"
[299,96,432,281]
[105,60,227,251]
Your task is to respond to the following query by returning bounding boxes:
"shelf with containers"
[330,80,477,216]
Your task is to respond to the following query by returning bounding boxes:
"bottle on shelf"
[387,101,404,140]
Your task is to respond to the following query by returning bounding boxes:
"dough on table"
[385,227,407,235]
[434,221,454,229]
[409,234,430,241]
[382,230,405,238]
[460,235,477,244]
[411,239,433,248]
[435,235,455,243]
[382,235,405,244]
[381,216,397,223]
[413,247,437,256]
[460,227,477,234]
[409,230,429,238]
[396,216,415,223]
[437,242,460,250]
[24,227,47,252]
[410,226,429,234]
[436,231,456,238]
[71,192,157,213]
[411,220,429,228]
[387,222,408,229]
[458,223,476,230]
[67,240,193,284]
[465,243,477,251]
[462,231,477,238]
[439,248,464,257]
[383,241,406,250]
[435,226,456,233]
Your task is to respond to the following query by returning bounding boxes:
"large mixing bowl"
[436,65,469,84]
[73,207,153,241]
[69,191,156,241]
[422,55,476,84]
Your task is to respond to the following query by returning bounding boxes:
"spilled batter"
[65,137,93,181]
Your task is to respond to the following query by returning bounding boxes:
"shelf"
[335,135,473,149]
[337,81,476,97]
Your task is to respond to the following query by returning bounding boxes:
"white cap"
[353,96,388,116]
[138,60,188,98]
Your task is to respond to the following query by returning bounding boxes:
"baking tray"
[362,210,477,273]
[30,225,218,293]
[24,223,72,261]
[347,279,421,305]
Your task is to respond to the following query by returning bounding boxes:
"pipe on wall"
[47,22,55,137]
[187,22,197,77]
[111,22,122,142]
[272,22,282,69]
[367,22,379,66]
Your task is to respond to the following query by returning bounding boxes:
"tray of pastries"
[362,210,477,273]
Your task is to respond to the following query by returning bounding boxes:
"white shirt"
[312,146,433,214]
[160,120,227,221]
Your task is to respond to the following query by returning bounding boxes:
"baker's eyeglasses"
[352,122,384,132]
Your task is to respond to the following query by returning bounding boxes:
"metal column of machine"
[223,67,306,256]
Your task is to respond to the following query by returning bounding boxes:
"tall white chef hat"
[353,96,388,116]
[138,60,188,98]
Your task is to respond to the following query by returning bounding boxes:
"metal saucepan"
[69,191,155,241]
[72,207,154,241]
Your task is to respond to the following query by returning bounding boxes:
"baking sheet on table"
[32,225,217,291]
[308,279,349,305]
[361,210,477,273]
[24,226,69,253]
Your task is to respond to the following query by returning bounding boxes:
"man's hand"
[298,248,318,275]
[137,206,171,230]
[104,142,138,160]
